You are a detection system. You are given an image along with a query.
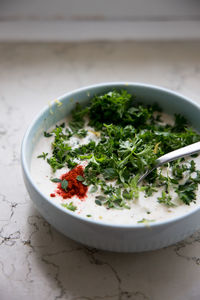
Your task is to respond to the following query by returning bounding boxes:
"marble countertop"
[1,42,200,300]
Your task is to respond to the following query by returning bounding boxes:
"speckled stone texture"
[1,42,200,300]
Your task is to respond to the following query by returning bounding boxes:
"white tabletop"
[1,42,200,300]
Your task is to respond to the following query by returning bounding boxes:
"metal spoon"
[138,141,200,184]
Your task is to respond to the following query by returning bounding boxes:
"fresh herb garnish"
[175,180,197,205]
[89,185,98,193]
[62,202,77,211]
[46,89,200,210]
[137,218,155,224]
[51,178,61,183]
[158,191,175,207]
[76,129,88,138]
[96,195,107,201]
[95,199,102,206]
[76,175,84,182]
[82,181,89,186]
[61,179,68,191]
[37,152,48,160]
[44,131,52,137]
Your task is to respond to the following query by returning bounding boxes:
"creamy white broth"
[30,115,200,225]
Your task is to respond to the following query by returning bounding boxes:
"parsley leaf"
[61,179,68,191]
[62,202,77,211]
[175,180,197,205]
[51,178,61,183]
[158,191,175,207]
[76,175,84,182]
[44,131,52,137]
[37,152,48,160]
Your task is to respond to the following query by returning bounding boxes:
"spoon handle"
[156,141,200,167]
[138,141,200,183]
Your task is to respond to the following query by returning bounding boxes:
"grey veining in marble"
[1,42,200,300]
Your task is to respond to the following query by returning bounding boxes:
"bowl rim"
[21,81,200,229]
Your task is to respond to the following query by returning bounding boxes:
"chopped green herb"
[122,190,133,200]
[89,185,98,193]
[76,175,84,182]
[45,89,200,210]
[51,178,61,183]
[44,131,52,137]
[47,157,64,172]
[103,168,117,180]
[175,180,197,205]
[37,152,48,160]
[76,129,88,138]
[158,191,175,207]
[95,199,102,206]
[137,218,155,224]
[61,179,68,191]
[143,185,158,197]
[62,202,77,211]
[82,181,89,186]
[57,122,65,128]
[96,195,107,201]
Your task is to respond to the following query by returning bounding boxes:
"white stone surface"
[1,42,200,300]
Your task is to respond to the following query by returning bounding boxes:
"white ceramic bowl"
[21,82,200,252]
